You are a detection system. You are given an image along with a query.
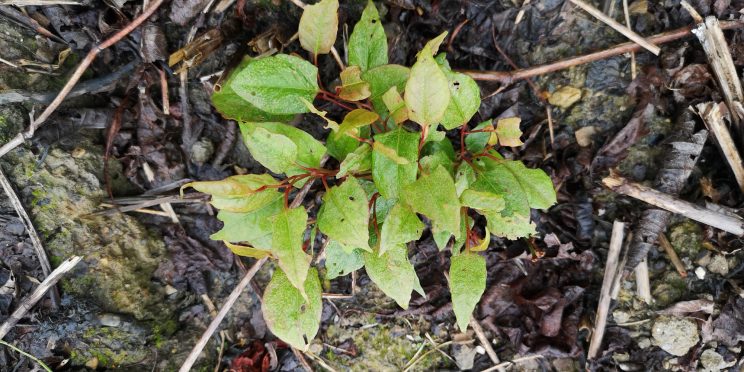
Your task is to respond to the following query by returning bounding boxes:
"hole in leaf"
[349,196,355,201]
[371,19,377,23]
[341,218,345,222]
[300,304,307,312]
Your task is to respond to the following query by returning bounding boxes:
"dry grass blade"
[568,0,660,55]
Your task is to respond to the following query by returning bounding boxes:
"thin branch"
[0,0,165,158]
[568,0,660,55]
[460,21,744,84]
[469,318,504,371]
[634,258,652,304]
[658,234,687,277]
[602,174,744,236]
[0,167,59,308]
[587,220,625,359]
[0,256,82,339]
[696,102,744,192]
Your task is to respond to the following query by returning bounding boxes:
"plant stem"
[0,340,53,372]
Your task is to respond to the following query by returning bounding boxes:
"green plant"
[183,0,556,350]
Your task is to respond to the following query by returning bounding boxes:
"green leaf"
[381,87,408,124]
[327,127,363,162]
[482,209,536,240]
[338,66,372,101]
[363,244,422,309]
[455,162,476,196]
[348,0,387,71]
[465,120,496,153]
[379,202,424,256]
[224,241,271,259]
[436,54,481,130]
[240,122,326,182]
[419,137,456,175]
[371,128,419,200]
[211,57,294,122]
[404,32,450,128]
[231,54,319,115]
[263,267,322,350]
[494,117,523,147]
[338,109,379,136]
[485,160,556,210]
[449,253,486,331]
[402,166,461,238]
[317,176,370,251]
[460,189,505,211]
[272,206,311,293]
[362,64,410,117]
[212,198,283,248]
[338,143,372,178]
[298,0,339,55]
[182,174,282,212]
[325,241,364,279]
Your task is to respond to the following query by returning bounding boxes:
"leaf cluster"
[187,0,556,349]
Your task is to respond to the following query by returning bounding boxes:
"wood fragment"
[685,5,744,123]
[603,175,744,236]
[141,162,180,223]
[460,21,744,84]
[568,0,660,55]
[658,234,687,277]
[0,256,81,339]
[0,0,165,158]
[588,221,625,359]
[623,112,708,269]
[0,167,59,309]
[634,259,652,304]
[695,102,744,192]
[469,318,504,371]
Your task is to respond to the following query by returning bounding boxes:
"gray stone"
[99,314,122,327]
[4,221,25,236]
[707,255,729,276]
[651,316,699,356]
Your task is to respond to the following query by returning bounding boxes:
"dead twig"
[658,234,687,277]
[696,102,744,192]
[0,0,81,4]
[602,175,744,236]
[568,0,660,55]
[0,0,165,158]
[481,355,545,372]
[684,2,744,124]
[469,318,504,371]
[588,220,625,359]
[634,258,652,304]
[0,167,59,309]
[460,20,744,84]
[0,256,82,339]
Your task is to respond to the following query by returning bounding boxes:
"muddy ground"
[1,0,744,371]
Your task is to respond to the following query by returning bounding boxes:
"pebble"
[99,313,122,327]
[700,349,726,371]
[85,357,99,370]
[548,86,582,108]
[695,267,706,280]
[707,255,729,276]
[164,285,178,295]
[651,316,699,356]
[4,221,25,236]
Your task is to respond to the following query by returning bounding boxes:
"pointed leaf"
[325,241,364,279]
[317,176,370,251]
[240,122,326,183]
[212,57,294,122]
[437,55,481,130]
[301,98,339,131]
[363,244,421,309]
[231,54,318,115]
[379,202,424,256]
[338,66,372,101]
[338,109,379,136]
[182,174,282,212]
[495,117,523,147]
[272,207,311,293]
[348,0,387,71]
[465,120,496,153]
[362,64,410,117]
[449,253,486,331]
[224,241,271,258]
[460,189,505,211]
[263,268,322,350]
[382,87,408,124]
[211,198,283,247]
[371,128,419,200]
[404,32,450,128]
[455,162,476,196]
[482,209,536,240]
[298,0,339,55]
[338,143,372,177]
[402,166,461,238]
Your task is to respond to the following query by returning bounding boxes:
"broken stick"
[588,221,625,359]
[695,102,744,193]
[568,0,660,55]
[602,175,744,236]
[0,256,82,339]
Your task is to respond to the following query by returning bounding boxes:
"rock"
[575,126,598,147]
[696,267,706,280]
[552,358,578,371]
[612,310,630,324]
[637,337,651,349]
[453,345,477,370]
[190,138,214,165]
[85,357,99,370]
[707,255,729,275]
[548,86,582,109]
[700,349,725,371]
[651,316,699,356]
[99,314,122,327]
[4,221,25,236]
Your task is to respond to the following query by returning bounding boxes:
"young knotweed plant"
[182,0,556,350]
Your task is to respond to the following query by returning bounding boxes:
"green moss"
[669,221,703,258]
